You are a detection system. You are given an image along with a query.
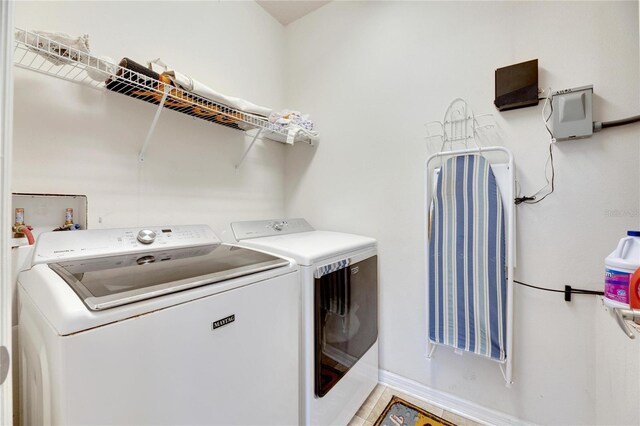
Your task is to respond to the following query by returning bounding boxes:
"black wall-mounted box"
[494,59,539,111]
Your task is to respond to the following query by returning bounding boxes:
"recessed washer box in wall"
[11,193,87,246]
[550,85,593,141]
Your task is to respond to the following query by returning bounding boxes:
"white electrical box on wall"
[550,85,593,141]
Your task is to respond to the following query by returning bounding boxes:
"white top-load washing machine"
[18,224,300,425]
[229,219,378,426]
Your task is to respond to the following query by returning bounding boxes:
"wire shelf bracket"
[235,128,263,170]
[138,84,169,163]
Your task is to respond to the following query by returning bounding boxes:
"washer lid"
[49,244,289,310]
[238,231,376,266]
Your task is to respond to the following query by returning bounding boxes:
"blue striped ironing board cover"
[428,154,506,361]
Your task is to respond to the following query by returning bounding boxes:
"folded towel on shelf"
[15,29,90,66]
[263,110,319,144]
[269,109,314,131]
[15,29,115,82]
[160,69,272,118]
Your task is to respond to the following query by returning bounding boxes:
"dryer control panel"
[32,225,220,265]
[231,218,314,240]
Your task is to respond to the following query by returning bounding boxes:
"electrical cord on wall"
[514,279,603,302]
[514,91,556,205]
[514,142,555,205]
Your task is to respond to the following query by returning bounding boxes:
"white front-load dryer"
[229,219,378,426]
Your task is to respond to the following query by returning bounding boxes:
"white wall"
[13,1,286,237]
[11,1,640,424]
[284,2,640,424]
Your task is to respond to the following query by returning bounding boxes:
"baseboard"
[378,370,535,426]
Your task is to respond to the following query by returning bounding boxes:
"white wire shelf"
[12,28,318,147]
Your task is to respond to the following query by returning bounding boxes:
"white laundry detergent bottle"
[604,230,640,307]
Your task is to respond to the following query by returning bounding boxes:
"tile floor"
[348,385,485,426]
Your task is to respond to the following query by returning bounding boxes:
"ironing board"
[425,99,515,386]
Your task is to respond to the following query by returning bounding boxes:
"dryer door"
[314,254,378,397]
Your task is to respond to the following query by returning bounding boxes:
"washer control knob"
[273,221,285,231]
[137,229,156,244]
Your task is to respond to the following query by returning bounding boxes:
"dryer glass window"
[314,255,378,397]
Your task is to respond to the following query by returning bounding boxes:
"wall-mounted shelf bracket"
[614,307,640,339]
[138,84,170,163]
[235,128,263,170]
